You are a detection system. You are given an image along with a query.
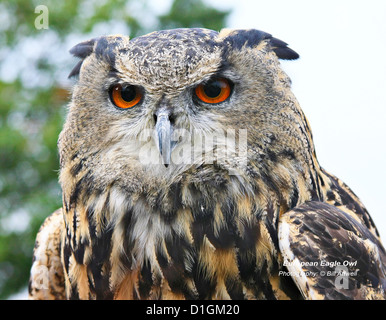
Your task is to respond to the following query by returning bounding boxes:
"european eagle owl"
[29,28,386,300]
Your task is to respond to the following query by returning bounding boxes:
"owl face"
[60,28,301,188]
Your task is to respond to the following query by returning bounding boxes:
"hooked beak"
[155,110,173,167]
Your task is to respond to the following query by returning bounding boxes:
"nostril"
[168,114,175,125]
[154,109,176,125]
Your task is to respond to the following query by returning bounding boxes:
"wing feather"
[279,201,386,300]
[28,208,66,300]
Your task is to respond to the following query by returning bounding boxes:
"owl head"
[60,28,308,192]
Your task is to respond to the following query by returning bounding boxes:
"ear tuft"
[68,38,98,78]
[269,37,299,60]
[220,29,299,60]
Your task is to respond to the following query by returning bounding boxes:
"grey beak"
[155,111,172,167]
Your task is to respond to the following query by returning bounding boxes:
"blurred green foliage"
[159,0,229,30]
[0,0,229,299]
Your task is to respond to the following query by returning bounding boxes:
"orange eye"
[110,84,142,109]
[195,78,232,104]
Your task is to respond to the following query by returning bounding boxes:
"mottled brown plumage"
[29,28,386,300]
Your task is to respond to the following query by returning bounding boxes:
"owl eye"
[195,78,232,104]
[110,84,142,109]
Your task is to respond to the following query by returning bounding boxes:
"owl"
[29,28,386,300]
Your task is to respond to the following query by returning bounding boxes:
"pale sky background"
[205,0,386,241]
